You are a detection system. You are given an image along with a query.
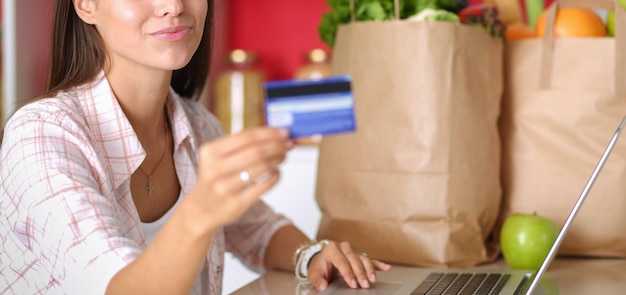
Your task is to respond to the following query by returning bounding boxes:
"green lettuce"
[318,0,466,48]
[319,0,398,48]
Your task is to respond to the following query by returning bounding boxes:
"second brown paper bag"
[500,0,626,257]
[315,15,504,266]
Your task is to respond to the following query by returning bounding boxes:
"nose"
[156,0,184,17]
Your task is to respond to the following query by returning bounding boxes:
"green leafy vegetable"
[407,8,460,22]
[403,0,439,16]
[318,0,467,48]
[318,0,399,48]
[359,1,388,20]
[318,0,352,48]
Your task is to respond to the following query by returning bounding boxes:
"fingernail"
[351,279,357,288]
[370,273,376,282]
[318,282,327,291]
[362,279,370,288]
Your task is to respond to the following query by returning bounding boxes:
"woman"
[0,0,391,294]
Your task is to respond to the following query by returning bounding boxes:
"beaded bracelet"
[293,239,331,283]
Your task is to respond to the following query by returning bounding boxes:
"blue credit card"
[264,76,356,139]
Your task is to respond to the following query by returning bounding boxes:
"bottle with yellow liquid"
[294,49,331,80]
[213,49,265,134]
[292,49,332,145]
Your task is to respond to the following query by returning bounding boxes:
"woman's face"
[76,0,207,72]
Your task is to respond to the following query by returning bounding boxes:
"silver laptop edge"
[319,115,626,295]
[523,115,626,294]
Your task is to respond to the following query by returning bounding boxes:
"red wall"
[224,0,557,80]
[227,0,330,81]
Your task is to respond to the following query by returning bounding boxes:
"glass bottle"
[292,49,332,145]
[294,49,331,80]
[213,49,265,134]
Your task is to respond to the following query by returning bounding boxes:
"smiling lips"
[151,26,192,41]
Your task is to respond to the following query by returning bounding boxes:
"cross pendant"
[146,177,153,196]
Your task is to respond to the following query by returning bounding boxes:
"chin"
[167,53,196,69]
[171,61,192,70]
[160,57,194,71]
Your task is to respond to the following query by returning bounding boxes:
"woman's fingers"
[191,168,282,226]
[359,253,377,283]
[307,257,334,291]
[211,159,283,196]
[220,140,289,181]
[309,242,368,289]
[235,169,281,208]
[191,127,291,227]
[196,127,290,193]
[205,127,289,157]
[372,259,393,272]
[338,242,370,288]
[307,241,393,291]
[198,128,290,185]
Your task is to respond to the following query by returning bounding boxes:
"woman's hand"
[307,241,392,291]
[189,127,292,230]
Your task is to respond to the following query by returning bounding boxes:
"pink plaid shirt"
[0,73,291,294]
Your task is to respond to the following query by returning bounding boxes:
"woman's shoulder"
[7,93,87,132]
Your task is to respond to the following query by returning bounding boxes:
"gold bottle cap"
[307,49,329,63]
[229,49,257,65]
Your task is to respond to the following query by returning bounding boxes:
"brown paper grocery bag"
[500,0,626,257]
[315,1,503,267]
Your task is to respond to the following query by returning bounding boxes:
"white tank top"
[140,194,207,294]
[140,193,183,245]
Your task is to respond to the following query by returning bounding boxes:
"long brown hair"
[45,0,214,100]
[0,1,213,145]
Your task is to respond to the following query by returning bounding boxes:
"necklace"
[138,122,169,196]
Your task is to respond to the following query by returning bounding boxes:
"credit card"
[263,76,356,139]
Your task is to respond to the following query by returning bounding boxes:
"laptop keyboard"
[412,272,511,295]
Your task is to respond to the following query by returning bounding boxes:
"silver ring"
[239,170,252,185]
[361,252,368,257]
[253,171,274,184]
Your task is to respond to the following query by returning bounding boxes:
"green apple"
[609,0,626,37]
[607,10,615,37]
[500,212,559,270]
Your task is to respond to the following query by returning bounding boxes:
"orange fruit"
[505,23,536,41]
[535,8,607,37]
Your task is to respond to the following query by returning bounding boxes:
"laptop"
[319,115,626,295]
